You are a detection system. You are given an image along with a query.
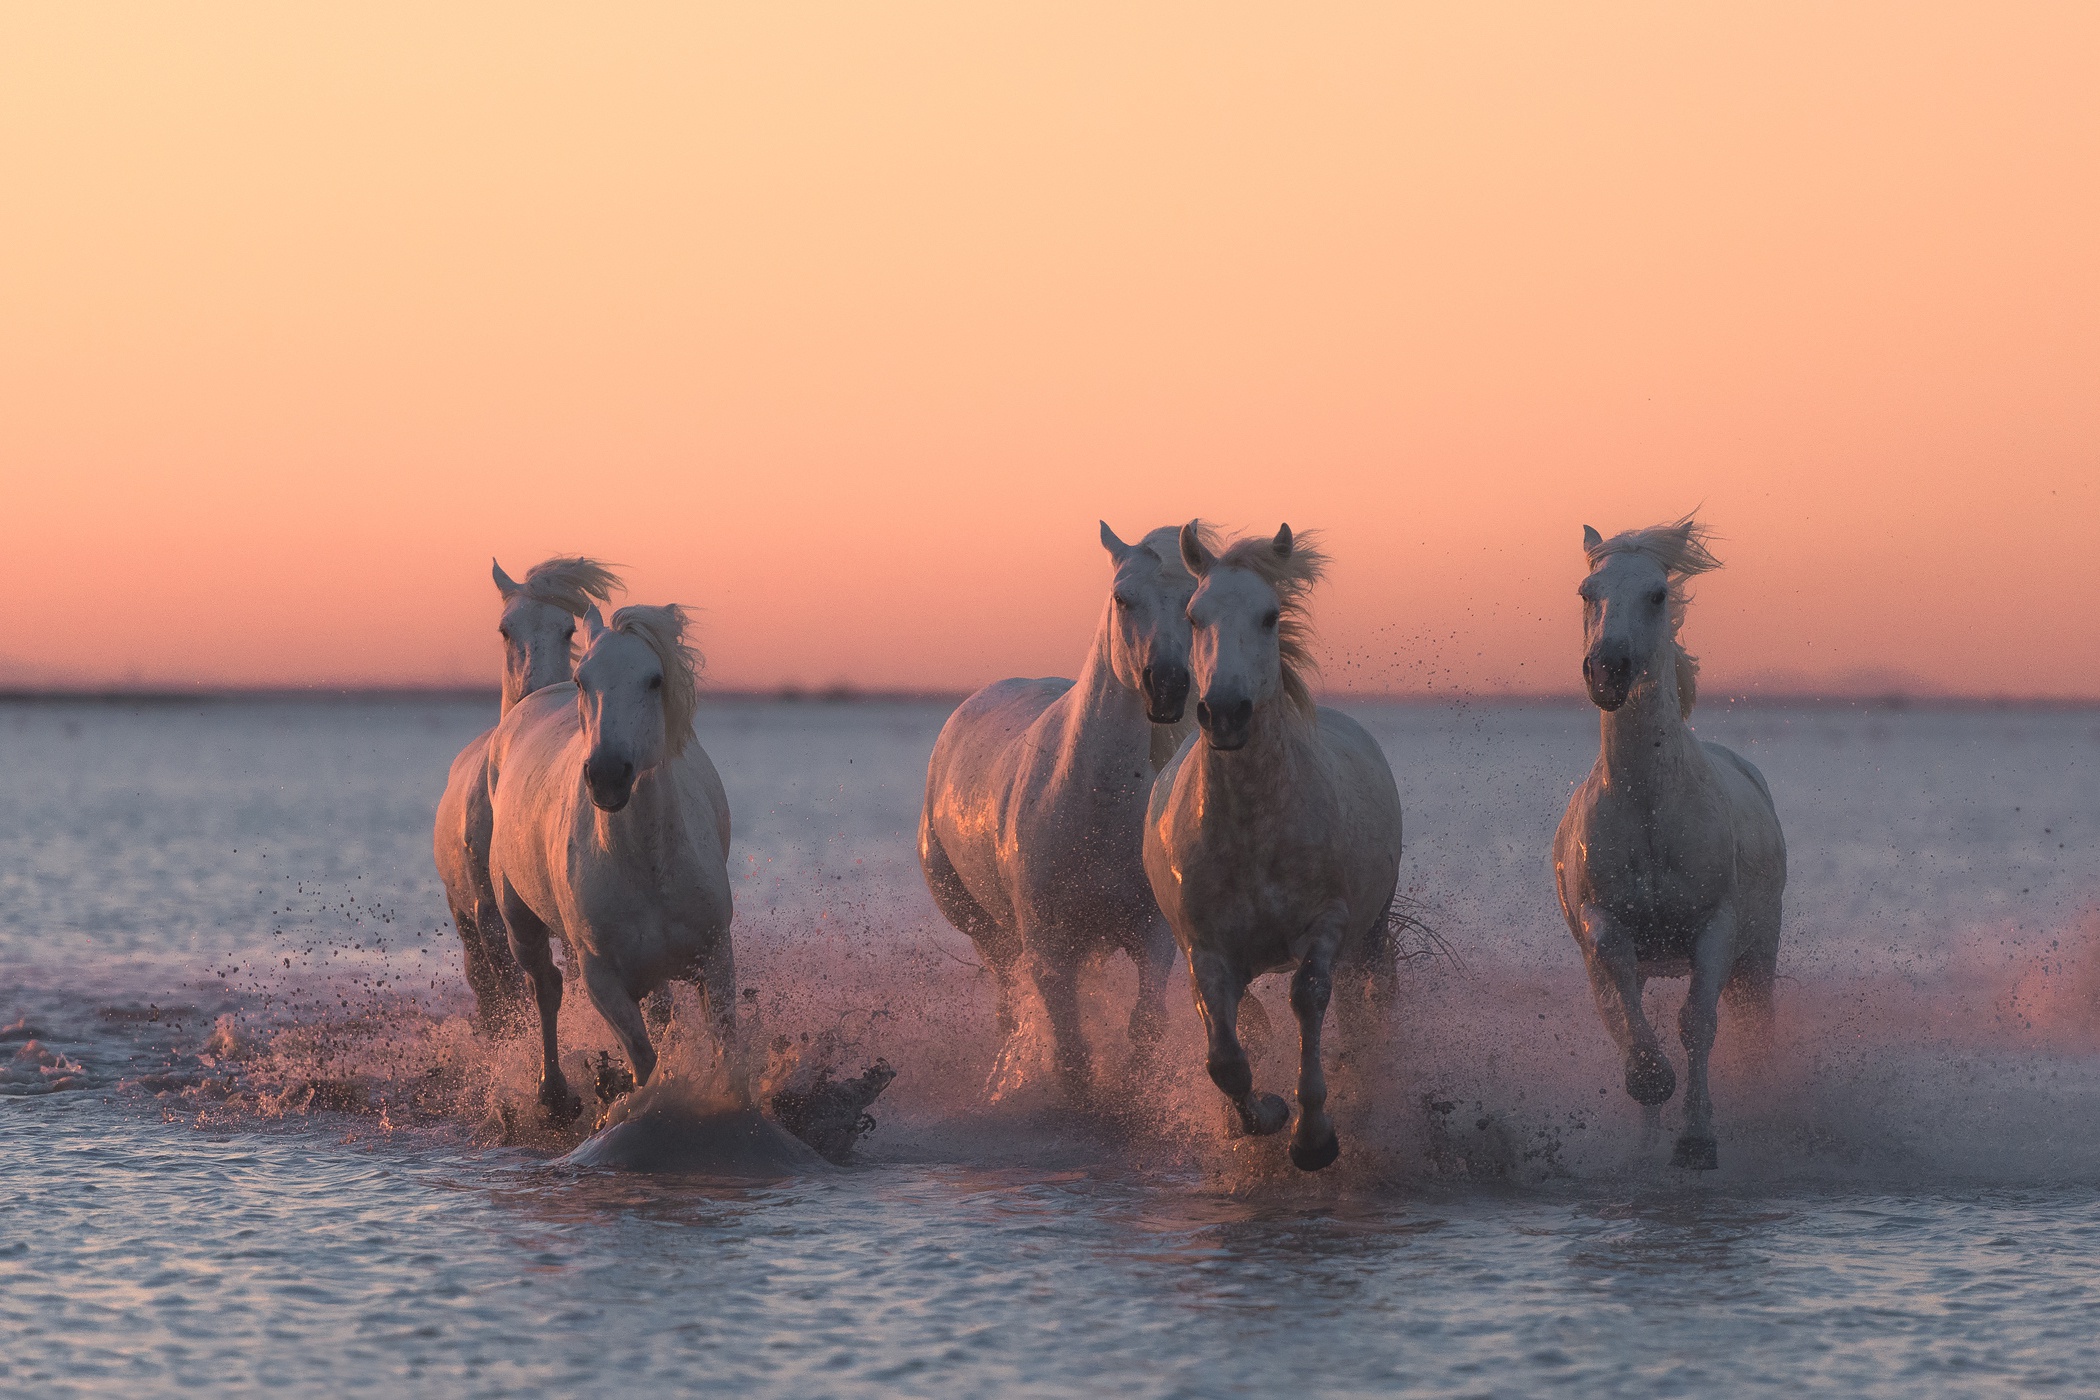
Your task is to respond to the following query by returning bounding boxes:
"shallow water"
[3,696,2098,1396]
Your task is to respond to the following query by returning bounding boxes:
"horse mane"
[1214,529,1329,714]
[1584,515,1720,717]
[608,603,702,757]
[521,556,622,616]
[1137,521,1216,581]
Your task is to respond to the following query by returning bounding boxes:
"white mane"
[521,556,622,616]
[608,604,702,757]
[1585,515,1721,717]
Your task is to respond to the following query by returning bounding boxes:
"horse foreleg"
[1287,919,1346,1172]
[502,892,579,1122]
[1029,946,1094,1103]
[1581,904,1675,1107]
[580,955,656,1090]
[1127,918,1175,1057]
[1191,951,1288,1137]
[1673,910,1737,1171]
[690,935,744,1101]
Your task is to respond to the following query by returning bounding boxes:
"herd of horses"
[433,516,1786,1173]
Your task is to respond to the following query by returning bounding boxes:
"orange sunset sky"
[4,4,2095,697]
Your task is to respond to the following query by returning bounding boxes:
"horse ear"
[581,604,606,643]
[1099,520,1131,562]
[1582,525,1603,554]
[1179,521,1214,576]
[1272,523,1293,559]
[492,558,520,599]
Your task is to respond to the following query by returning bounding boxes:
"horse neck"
[1190,696,1312,818]
[1057,603,1151,756]
[585,757,682,859]
[1596,644,1697,794]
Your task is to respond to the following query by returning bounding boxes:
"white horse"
[485,603,736,1121]
[433,557,621,1031]
[919,522,1205,1101]
[1143,524,1404,1172]
[1553,517,1786,1170]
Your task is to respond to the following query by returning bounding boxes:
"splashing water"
[3,697,2098,1395]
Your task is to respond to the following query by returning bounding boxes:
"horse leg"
[1126,917,1175,1057]
[1721,926,1779,1055]
[579,954,656,1090]
[1673,910,1737,1171]
[1029,943,1094,1103]
[501,891,579,1122]
[1581,904,1675,1107]
[1334,907,1397,1049]
[689,934,745,1101]
[1191,950,1288,1137]
[1287,917,1348,1171]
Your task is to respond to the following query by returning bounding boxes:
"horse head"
[1576,518,1718,716]
[493,555,622,712]
[575,603,699,812]
[1180,522,1324,752]
[1099,521,1202,724]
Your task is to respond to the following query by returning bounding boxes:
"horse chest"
[1582,810,1728,950]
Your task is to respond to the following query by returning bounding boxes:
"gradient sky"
[5,4,2096,696]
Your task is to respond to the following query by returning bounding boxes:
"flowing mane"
[1585,515,1720,717]
[609,603,702,757]
[521,556,622,616]
[1214,529,1328,714]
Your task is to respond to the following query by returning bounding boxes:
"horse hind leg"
[1190,951,1289,1138]
[501,891,580,1122]
[1126,918,1175,1057]
[920,823,1024,1047]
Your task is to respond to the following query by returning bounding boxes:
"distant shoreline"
[2,687,2093,712]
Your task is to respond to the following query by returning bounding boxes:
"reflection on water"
[2,698,2098,1395]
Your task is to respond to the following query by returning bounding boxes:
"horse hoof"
[1670,1134,1719,1171]
[1625,1046,1676,1106]
[1230,1092,1289,1138]
[539,1081,582,1124]
[1289,1130,1341,1173]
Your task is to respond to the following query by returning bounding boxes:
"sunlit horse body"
[1144,524,1403,1171]
[919,522,1204,1100]
[486,604,736,1120]
[1553,517,1786,1170]
[434,557,620,1031]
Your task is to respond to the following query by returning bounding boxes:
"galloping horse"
[1144,524,1404,1171]
[486,604,736,1121]
[433,557,620,1031]
[1553,517,1786,1170]
[920,522,1204,1101]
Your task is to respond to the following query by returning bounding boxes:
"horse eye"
[498,625,512,641]
[563,626,575,641]
[1649,589,1667,606]
[648,675,663,691]
[1113,594,1133,610]
[1262,611,1279,629]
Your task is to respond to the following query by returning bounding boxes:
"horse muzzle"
[1196,696,1254,751]
[585,755,636,811]
[1583,653,1633,711]
[1141,663,1191,725]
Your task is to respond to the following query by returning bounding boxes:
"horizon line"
[2,685,2094,711]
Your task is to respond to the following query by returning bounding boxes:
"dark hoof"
[1230,1091,1290,1138]
[1289,1129,1341,1172]
[593,1051,636,1106]
[1671,1134,1719,1171]
[1625,1045,1677,1106]
[539,1078,582,1124]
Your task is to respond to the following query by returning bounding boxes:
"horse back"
[920,676,1072,924]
